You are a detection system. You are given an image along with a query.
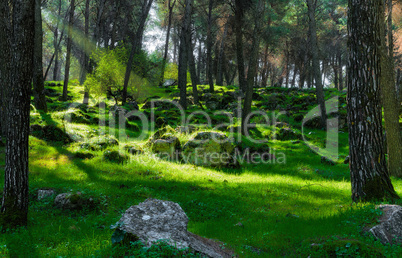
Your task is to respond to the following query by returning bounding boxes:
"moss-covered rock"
[74,151,95,160]
[80,135,119,151]
[103,150,129,163]
[274,127,302,141]
[182,132,236,167]
[30,124,73,143]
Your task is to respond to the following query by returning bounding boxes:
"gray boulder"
[369,205,402,244]
[151,137,181,159]
[38,189,55,200]
[114,199,233,258]
[54,192,95,210]
[182,132,236,167]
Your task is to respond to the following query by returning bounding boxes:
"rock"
[274,128,301,141]
[126,101,139,111]
[103,150,129,163]
[38,189,55,200]
[126,147,143,155]
[205,100,220,111]
[30,124,73,143]
[176,125,197,134]
[74,151,95,160]
[54,192,93,210]
[163,79,176,87]
[182,132,236,167]
[80,135,119,150]
[113,199,233,258]
[151,137,181,159]
[321,156,336,166]
[369,205,402,245]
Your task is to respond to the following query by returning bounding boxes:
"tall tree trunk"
[291,65,297,88]
[338,51,343,91]
[216,17,228,86]
[33,0,47,112]
[381,0,402,177]
[122,0,153,104]
[307,0,327,128]
[53,0,62,81]
[242,0,263,135]
[197,38,202,82]
[206,0,214,92]
[63,0,76,101]
[178,0,193,110]
[188,32,199,104]
[347,0,399,202]
[82,0,90,104]
[235,0,247,93]
[0,0,35,229]
[159,0,176,87]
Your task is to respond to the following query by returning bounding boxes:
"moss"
[0,194,28,230]
[103,150,129,163]
[316,239,384,257]
[361,176,399,202]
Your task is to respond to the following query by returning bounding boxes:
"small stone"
[234,222,244,228]
[38,189,55,200]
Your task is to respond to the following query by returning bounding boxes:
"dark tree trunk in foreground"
[63,0,75,101]
[347,0,399,202]
[33,0,47,112]
[0,0,35,229]
[381,0,402,177]
[178,0,193,110]
[307,0,326,129]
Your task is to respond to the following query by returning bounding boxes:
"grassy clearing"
[1,82,401,257]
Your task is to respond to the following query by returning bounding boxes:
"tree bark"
[178,0,193,110]
[242,0,263,135]
[381,0,402,177]
[347,0,399,202]
[235,0,247,93]
[33,0,47,112]
[0,0,35,229]
[188,31,199,104]
[206,0,214,93]
[307,0,327,128]
[63,0,76,101]
[216,17,228,86]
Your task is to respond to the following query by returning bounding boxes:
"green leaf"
[111,229,126,245]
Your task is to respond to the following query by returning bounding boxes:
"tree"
[307,0,326,128]
[0,0,35,229]
[82,0,91,105]
[381,0,402,177]
[242,0,264,135]
[33,0,48,112]
[122,0,154,105]
[63,0,76,101]
[178,0,193,110]
[158,0,177,87]
[347,0,399,202]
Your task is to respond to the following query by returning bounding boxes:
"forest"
[0,0,402,256]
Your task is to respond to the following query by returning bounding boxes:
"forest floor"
[0,81,402,257]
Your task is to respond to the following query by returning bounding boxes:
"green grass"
[0,82,401,257]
